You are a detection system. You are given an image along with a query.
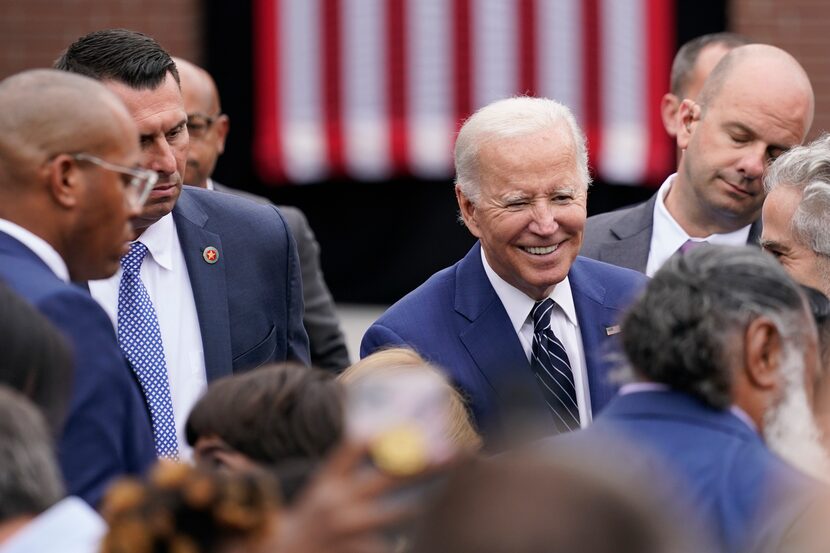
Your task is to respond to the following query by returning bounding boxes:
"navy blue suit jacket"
[0,231,155,506]
[579,391,810,553]
[172,186,309,379]
[361,243,647,435]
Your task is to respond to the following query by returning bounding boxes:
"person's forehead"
[179,71,215,112]
[103,74,186,129]
[762,188,801,249]
[479,132,582,193]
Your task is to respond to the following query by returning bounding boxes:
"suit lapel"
[455,243,548,412]
[747,217,763,247]
[172,192,233,382]
[598,194,657,272]
[568,259,625,412]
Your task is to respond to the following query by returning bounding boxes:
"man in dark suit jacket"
[362,97,647,442]
[56,30,309,457]
[561,246,821,553]
[174,56,349,372]
[0,69,155,505]
[582,43,813,276]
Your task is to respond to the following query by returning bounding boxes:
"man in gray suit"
[582,41,813,276]
[175,57,350,372]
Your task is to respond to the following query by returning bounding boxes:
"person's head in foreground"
[186,363,343,502]
[0,68,144,280]
[623,245,829,479]
[0,386,65,545]
[410,452,696,553]
[341,348,482,452]
[100,461,279,553]
[0,281,73,434]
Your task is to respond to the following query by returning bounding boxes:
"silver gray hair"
[622,246,809,409]
[454,96,591,204]
[764,134,830,280]
[0,386,63,521]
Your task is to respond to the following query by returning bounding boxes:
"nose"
[528,201,560,235]
[143,137,178,177]
[736,143,767,181]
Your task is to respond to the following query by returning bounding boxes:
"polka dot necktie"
[530,298,580,433]
[117,242,179,459]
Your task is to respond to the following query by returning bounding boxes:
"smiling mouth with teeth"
[523,244,559,255]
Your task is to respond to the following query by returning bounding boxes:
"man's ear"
[455,184,480,238]
[676,99,701,151]
[215,114,230,155]
[45,154,81,209]
[660,93,681,138]
[743,316,784,391]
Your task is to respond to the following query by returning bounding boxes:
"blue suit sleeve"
[359,323,407,359]
[39,290,155,507]
[275,205,311,366]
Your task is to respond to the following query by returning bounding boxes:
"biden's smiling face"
[457,130,587,300]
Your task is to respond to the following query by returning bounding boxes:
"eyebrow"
[723,121,756,137]
[759,238,790,253]
[725,121,791,153]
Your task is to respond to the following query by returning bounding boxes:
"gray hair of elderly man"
[621,245,809,410]
[0,385,64,522]
[764,134,830,275]
[454,96,591,204]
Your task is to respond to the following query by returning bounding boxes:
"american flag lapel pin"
[605,325,621,336]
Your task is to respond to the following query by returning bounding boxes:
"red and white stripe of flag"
[254,0,674,185]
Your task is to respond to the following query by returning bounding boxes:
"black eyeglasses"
[186,112,223,139]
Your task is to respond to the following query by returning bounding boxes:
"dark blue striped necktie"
[530,298,580,432]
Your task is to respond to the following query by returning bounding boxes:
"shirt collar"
[0,218,70,282]
[206,178,215,191]
[654,173,752,250]
[480,247,579,334]
[134,213,175,271]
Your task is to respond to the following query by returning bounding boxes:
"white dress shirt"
[646,174,751,277]
[481,248,592,427]
[89,213,206,459]
[0,497,105,553]
[0,219,69,282]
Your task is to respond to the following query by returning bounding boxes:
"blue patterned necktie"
[530,298,580,433]
[118,242,179,459]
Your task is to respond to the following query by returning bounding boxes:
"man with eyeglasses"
[174,56,350,373]
[55,29,310,461]
[0,69,155,506]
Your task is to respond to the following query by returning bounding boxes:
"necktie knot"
[532,298,555,331]
[121,241,149,275]
[678,239,709,255]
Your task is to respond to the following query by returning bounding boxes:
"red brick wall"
[731,0,830,140]
[0,0,203,79]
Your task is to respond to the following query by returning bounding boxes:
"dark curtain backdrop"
[204,0,728,304]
